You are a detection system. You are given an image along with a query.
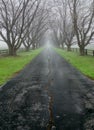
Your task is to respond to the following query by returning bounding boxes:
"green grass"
[0,48,43,85]
[55,48,94,79]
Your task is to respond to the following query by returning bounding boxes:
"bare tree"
[57,0,75,51]
[0,0,40,55]
[48,7,62,47]
[68,0,94,55]
[22,1,48,51]
[64,23,74,51]
[49,0,74,49]
[49,21,60,47]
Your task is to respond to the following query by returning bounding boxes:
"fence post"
[85,49,87,55]
[93,50,94,56]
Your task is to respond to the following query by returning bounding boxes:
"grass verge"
[0,48,43,85]
[55,48,94,80]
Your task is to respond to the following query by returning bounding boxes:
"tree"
[57,0,74,51]
[23,1,48,51]
[0,0,40,55]
[49,0,74,49]
[64,23,74,51]
[69,0,94,55]
[48,7,62,47]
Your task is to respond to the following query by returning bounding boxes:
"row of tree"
[0,0,94,56]
[49,0,94,55]
[0,0,48,56]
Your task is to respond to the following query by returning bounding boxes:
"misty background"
[0,0,94,54]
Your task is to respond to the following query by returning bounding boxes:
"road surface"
[0,48,94,130]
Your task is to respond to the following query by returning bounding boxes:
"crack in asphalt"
[46,52,56,130]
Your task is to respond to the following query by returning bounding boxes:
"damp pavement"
[0,48,94,130]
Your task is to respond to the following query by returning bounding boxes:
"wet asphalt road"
[0,48,94,130]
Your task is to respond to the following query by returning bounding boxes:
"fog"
[0,0,94,53]
[0,41,8,50]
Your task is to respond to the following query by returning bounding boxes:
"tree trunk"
[32,44,36,50]
[67,45,71,51]
[8,47,17,56]
[79,46,85,56]
[25,46,30,52]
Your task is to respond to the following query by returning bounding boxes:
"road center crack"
[46,53,56,130]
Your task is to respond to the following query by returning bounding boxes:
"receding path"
[0,48,94,130]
